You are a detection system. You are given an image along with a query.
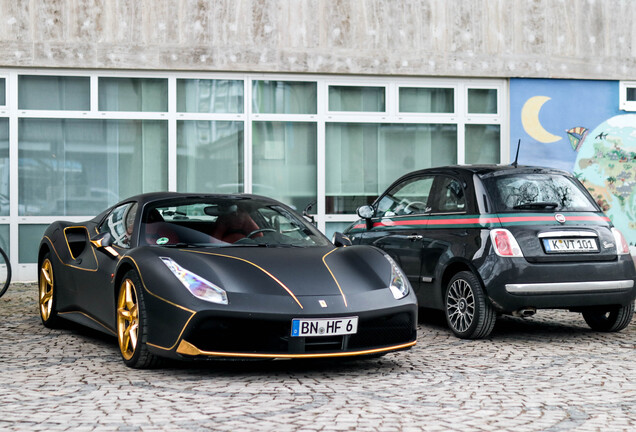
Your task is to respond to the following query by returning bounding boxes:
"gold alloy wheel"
[117,278,140,361]
[39,258,54,321]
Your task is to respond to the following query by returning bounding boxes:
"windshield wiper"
[162,242,217,248]
[513,202,560,210]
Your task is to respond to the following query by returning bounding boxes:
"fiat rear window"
[483,173,597,212]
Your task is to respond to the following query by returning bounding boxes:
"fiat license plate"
[543,238,598,253]
[291,316,358,337]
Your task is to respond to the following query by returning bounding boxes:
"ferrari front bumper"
[171,307,417,360]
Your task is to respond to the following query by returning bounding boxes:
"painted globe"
[574,114,636,252]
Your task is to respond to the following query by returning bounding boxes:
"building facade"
[0,0,634,280]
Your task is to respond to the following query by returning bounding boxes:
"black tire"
[117,270,161,369]
[445,271,496,339]
[39,253,61,328]
[0,246,11,298]
[582,302,634,332]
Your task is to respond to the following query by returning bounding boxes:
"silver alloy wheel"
[446,278,475,333]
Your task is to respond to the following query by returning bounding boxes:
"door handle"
[407,234,423,241]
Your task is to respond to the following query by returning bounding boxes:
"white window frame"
[619,81,636,111]
[326,79,389,116]
[3,69,507,280]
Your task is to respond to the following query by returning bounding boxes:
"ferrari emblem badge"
[319,300,327,308]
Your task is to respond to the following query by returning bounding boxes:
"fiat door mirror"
[357,205,374,219]
[357,205,375,230]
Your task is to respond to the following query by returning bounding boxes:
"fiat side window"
[430,177,466,213]
[376,176,434,217]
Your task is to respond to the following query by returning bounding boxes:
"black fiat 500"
[343,165,636,339]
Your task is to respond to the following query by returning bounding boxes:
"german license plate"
[543,238,598,253]
[291,316,358,337]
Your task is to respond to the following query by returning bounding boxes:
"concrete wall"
[0,0,634,79]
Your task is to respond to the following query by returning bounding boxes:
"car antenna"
[512,139,521,168]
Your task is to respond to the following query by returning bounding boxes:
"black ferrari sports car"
[38,193,417,368]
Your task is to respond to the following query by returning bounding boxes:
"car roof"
[123,192,280,206]
[398,164,573,179]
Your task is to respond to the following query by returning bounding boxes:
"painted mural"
[510,79,636,251]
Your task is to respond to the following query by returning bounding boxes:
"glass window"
[252,81,316,114]
[140,197,329,247]
[0,78,5,106]
[483,173,597,212]
[376,176,435,218]
[399,87,454,113]
[99,78,168,112]
[99,202,137,248]
[0,225,8,257]
[465,124,500,164]
[430,177,466,213]
[18,76,90,110]
[177,79,243,113]
[19,118,167,216]
[252,121,317,210]
[326,123,457,214]
[467,88,497,114]
[324,222,353,241]
[0,119,8,216]
[627,87,636,102]
[328,86,385,112]
[19,224,48,263]
[177,120,244,193]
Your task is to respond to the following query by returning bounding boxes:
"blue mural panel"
[510,79,636,250]
[510,79,619,171]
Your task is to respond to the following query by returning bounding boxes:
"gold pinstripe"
[182,249,304,309]
[119,256,195,314]
[176,339,416,358]
[321,248,348,307]
[118,256,197,352]
[146,314,197,352]
[43,235,99,272]
[58,311,117,336]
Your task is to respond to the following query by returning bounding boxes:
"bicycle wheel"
[0,246,11,298]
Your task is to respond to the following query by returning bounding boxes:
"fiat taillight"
[490,229,524,257]
[611,228,630,255]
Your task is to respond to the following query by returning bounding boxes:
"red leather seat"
[211,210,261,243]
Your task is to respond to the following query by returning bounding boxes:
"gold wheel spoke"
[124,280,134,308]
[129,304,138,319]
[41,290,52,305]
[118,307,132,320]
[129,323,138,348]
[117,276,140,361]
[41,267,52,285]
[122,332,130,352]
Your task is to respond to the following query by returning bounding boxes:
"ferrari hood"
[160,245,392,301]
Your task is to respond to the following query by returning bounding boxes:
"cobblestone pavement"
[1,283,636,431]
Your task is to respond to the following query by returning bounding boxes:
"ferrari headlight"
[160,257,228,305]
[384,254,410,300]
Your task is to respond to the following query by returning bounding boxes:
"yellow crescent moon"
[521,96,561,143]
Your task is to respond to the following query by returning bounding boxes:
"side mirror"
[357,205,374,219]
[303,201,317,226]
[90,232,119,257]
[357,205,375,230]
[332,232,352,247]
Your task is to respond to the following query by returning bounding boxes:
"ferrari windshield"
[483,173,598,213]
[140,197,330,247]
